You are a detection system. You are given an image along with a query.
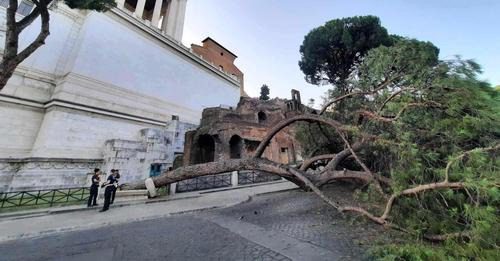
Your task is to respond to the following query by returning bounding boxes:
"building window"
[149,164,162,177]
[0,0,9,8]
[219,65,224,71]
[17,0,34,16]
[220,52,224,56]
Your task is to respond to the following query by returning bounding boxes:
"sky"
[182,0,500,108]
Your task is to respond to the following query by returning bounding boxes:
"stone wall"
[0,119,195,192]
[103,120,196,184]
[0,102,45,158]
[0,158,103,192]
[29,107,159,159]
[183,92,307,166]
[0,4,239,191]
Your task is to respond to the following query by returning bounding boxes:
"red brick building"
[191,37,245,96]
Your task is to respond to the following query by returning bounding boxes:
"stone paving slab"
[0,181,298,243]
[201,214,339,261]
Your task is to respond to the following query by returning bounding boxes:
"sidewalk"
[0,181,297,243]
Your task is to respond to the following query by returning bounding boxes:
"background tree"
[0,0,115,90]
[307,98,314,107]
[259,84,270,100]
[299,15,392,94]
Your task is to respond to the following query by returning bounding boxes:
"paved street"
[0,186,385,260]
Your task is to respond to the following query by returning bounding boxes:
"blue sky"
[182,0,500,107]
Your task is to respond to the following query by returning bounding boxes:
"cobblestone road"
[209,186,385,260]
[0,185,385,260]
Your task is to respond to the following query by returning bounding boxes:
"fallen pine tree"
[137,16,500,259]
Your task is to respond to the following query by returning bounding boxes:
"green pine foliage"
[297,16,500,259]
[299,16,392,89]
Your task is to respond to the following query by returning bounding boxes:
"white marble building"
[0,0,242,191]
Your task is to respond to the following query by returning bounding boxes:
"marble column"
[151,0,164,28]
[116,0,125,9]
[164,0,179,37]
[134,0,147,19]
[160,0,171,31]
[173,0,187,41]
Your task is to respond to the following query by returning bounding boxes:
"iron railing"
[176,173,232,193]
[0,187,90,209]
[238,170,281,185]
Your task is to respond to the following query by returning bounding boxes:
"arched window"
[229,135,243,159]
[258,111,267,124]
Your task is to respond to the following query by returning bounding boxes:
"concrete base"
[145,178,157,198]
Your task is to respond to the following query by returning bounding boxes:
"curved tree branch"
[377,87,417,113]
[444,144,500,182]
[252,114,347,159]
[13,0,51,66]
[361,101,443,123]
[16,6,42,32]
[300,154,336,171]
[0,0,52,89]
[322,141,364,172]
[319,75,400,115]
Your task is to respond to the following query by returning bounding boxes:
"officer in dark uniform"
[100,170,117,212]
[87,168,101,207]
[110,169,121,204]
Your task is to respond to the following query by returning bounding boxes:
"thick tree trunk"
[150,157,373,190]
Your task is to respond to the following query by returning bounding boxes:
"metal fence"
[238,170,281,185]
[0,187,90,209]
[176,173,232,193]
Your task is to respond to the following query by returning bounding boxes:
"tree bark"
[150,157,374,191]
[299,153,336,171]
[252,114,347,159]
[0,0,52,90]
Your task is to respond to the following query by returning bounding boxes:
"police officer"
[87,168,100,207]
[100,170,118,212]
[110,169,121,204]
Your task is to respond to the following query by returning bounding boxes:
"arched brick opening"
[229,135,243,159]
[258,111,267,124]
[195,134,215,163]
